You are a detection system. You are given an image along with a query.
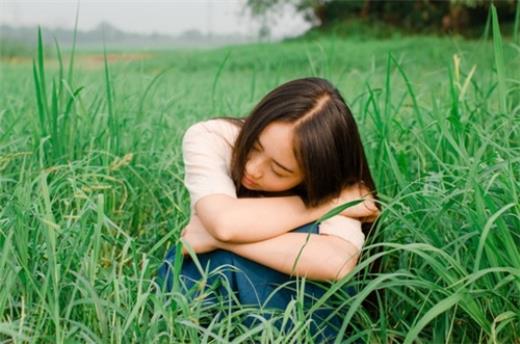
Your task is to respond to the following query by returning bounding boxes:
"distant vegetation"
[247,0,519,37]
[0,22,257,55]
[0,38,35,58]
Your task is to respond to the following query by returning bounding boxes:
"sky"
[0,0,311,38]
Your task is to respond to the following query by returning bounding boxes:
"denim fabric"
[157,222,351,342]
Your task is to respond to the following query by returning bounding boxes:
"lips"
[243,175,257,187]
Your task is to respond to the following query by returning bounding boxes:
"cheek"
[262,176,301,192]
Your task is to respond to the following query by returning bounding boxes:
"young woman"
[158,77,379,340]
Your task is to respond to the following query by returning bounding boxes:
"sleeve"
[182,121,237,209]
[319,216,365,251]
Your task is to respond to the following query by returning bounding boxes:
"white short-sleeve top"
[182,118,365,251]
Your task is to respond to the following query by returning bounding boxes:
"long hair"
[228,77,377,208]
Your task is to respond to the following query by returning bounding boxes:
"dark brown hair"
[228,77,377,210]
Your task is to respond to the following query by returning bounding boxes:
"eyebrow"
[257,139,295,174]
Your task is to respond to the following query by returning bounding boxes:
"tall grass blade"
[67,3,80,86]
[403,292,463,344]
[54,37,64,97]
[37,27,49,115]
[39,171,62,343]
[514,0,520,43]
[103,44,117,153]
[32,61,47,140]
[482,7,491,41]
[211,49,231,109]
[491,4,507,114]
[317,199,364,224]
[50,80,59,159]
[473,203,515,272]
[389,54,424,129]
[334,272,411,343]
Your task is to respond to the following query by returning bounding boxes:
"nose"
[245,156,263,180]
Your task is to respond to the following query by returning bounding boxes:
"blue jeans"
[157,222,350,342]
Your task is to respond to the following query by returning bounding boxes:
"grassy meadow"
[1,12,519,344]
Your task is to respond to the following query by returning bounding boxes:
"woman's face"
[242,121,304,192]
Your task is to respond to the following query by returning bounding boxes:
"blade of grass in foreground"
[37,27,49,118]
[53,38,64,98]
[491,311,518,342]
[389,54,425,130]
[334,272,412,343]
[104,45,117,154]
[67,3,80,86]
[32,30,48,143]
[211,49,231,109]
[317,199,364,224]
[491,4,507,115]
[39,171,62,343]
[292,199,367,275]
[473,203,515,272]
[514,0,519,43]
[403,292,463,344]
[0,232,14,317]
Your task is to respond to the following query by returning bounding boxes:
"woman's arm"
[183,120,378,243]
[196,194,325,242]
[181,215,361,282]
[218,232,360,282]
[196,184,377,243]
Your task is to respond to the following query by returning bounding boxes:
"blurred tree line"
[247,0,518,35]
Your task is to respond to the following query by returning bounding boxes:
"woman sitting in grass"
[158,77,379,340]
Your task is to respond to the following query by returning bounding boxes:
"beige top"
[182,119,365,250]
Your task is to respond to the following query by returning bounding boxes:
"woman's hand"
[180,215,222,255]
[333,183,380,222]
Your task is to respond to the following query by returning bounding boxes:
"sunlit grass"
[1,8,519,342]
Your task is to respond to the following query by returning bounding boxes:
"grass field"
[1,10,519,343]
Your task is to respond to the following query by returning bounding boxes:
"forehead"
[258,122,300,173]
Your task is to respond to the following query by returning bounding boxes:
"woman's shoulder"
[185,118,242,145]
[196,117,241,132]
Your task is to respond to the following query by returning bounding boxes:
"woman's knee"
[157,247,239,292]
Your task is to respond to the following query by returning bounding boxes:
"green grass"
[1,15,519,343]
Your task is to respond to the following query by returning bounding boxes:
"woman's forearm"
[195,194,327,243]
[217,232,360,282]
[195,192,375,244]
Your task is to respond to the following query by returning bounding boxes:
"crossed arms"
[181,185,378,282]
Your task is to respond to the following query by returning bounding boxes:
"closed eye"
[272,168,285,177]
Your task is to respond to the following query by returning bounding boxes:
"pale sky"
[0,0,311,38]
